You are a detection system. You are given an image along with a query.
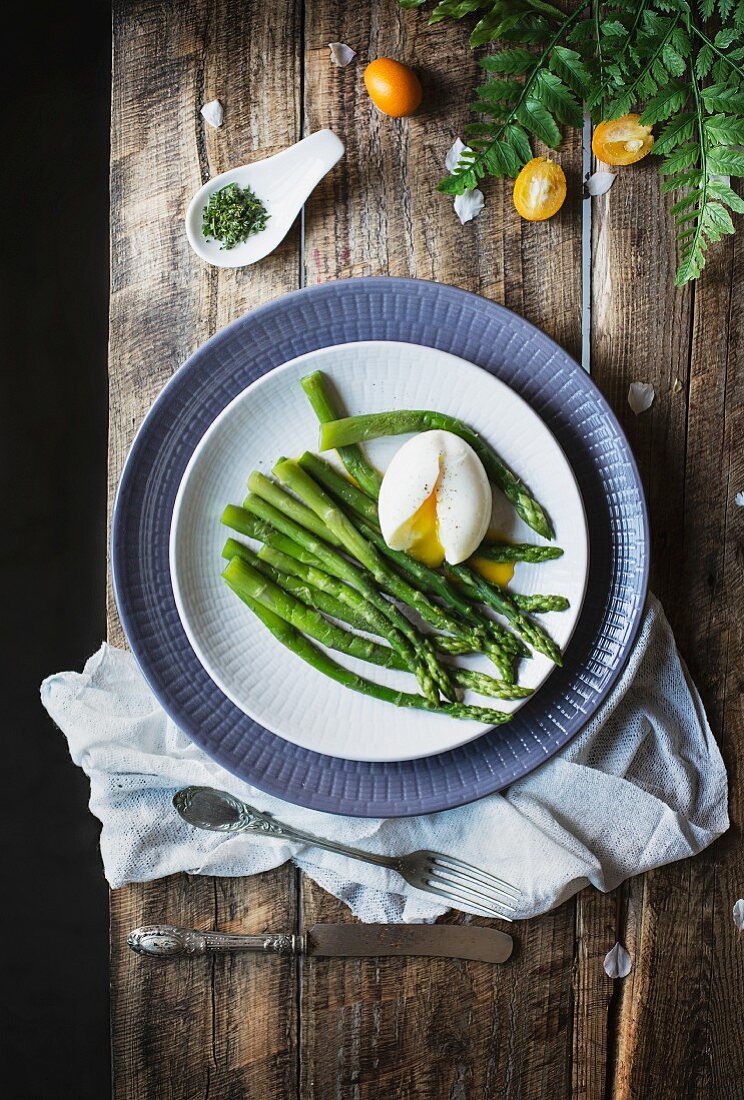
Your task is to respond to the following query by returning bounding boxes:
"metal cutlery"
[173,786,521,922]
[128,921,513,963]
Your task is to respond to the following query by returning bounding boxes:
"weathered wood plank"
[108,3,744,1097]
[108,3,303,1097]
[572,882,625,1100]
[590,153,744,1097]
[301,4,583,1097]
[614,238,743,1100]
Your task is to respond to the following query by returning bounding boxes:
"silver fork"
[173,786,520,921]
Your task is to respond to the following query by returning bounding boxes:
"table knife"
[128,923,513,964]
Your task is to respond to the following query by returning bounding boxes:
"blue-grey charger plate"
[112,277,649,817]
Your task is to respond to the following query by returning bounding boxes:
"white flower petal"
[735,492,744,508]
[454,187,484,225]
[585,171,616,197]
[628,381,655,415]
[671,377,683,394]
[604,942,632,979]
[734,900,744,929]
[445,137,472,174]
[200,100,224,128]
[329,42,356,67]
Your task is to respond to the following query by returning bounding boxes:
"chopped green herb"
[202,183,269,250]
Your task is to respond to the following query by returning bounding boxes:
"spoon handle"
[173,786,396,869]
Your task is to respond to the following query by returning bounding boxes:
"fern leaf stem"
[690,23,744,81]
[676,55,708,286]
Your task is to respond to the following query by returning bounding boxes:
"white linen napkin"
[40,594,728,922]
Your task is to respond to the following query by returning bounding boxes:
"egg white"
[377,429,492,565]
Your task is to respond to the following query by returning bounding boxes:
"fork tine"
[429,857,522,900]
[417,881,514,921]
[430,855,521,898]
[426,868,520,913]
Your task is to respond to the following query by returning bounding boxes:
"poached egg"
[377,430,492,566]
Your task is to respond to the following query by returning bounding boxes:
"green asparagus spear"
[241,493,444,702]
[221,503,267,542]
[271,460,458,702]
[298,450,378,521]
[247,471,344,548]
[298,451,527,664]
[449,564,563,665]
[318,410,553,540]
[256,544,386,636]
[453,669,533,701]
[223,558,512,724]
[221,554,407,669]
[476,542,564,564]
[222,526,533,699]
[256,464,487,651]
[510,593,570,613]
[222,538,373,633]
[222,504,336,576]
[300,371,382,497]
[227,549,531,700]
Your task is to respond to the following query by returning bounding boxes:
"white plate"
[169,341,589,762]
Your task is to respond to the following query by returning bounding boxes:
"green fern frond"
[401,0,744,285]
[665,58,739,284]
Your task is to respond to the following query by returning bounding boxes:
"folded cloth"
[40,595,728,923]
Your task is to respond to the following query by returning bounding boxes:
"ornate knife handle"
[127,925,305,958]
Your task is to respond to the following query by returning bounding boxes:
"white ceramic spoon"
[185,129,344,268]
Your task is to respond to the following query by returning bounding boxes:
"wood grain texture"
[591,150,744,1098]
[301,3,583,1098]
[108,2,742,1097]
[108,3,303,1097]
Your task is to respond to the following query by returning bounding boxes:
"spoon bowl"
[185,129,344,268]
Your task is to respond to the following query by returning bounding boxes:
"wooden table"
[107,3,743,1096]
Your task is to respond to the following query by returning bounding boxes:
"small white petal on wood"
[454,188,485,225]
[604,942,632,979]
[628,381,655,415]
[328,42,356,67]
[200,100,224,128]
[445,137,472,174]
[585,171,616,197]
[671,377,683,394]
[735,492,744,508]
[734,899,744,929]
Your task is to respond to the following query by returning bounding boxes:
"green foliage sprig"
[202,183,270,250]
[400,0,744,284]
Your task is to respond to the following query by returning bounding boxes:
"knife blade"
[307,923,513,964]
[128,923,513,963]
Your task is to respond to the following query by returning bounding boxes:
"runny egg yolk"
[470,557,515,588]
[470,529,516,588]
[397,481,445,567]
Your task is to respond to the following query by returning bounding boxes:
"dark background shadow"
[0,4,111,1096]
